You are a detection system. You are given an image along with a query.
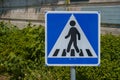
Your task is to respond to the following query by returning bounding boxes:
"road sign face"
[45,11,100,66]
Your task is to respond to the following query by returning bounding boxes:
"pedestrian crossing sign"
[45,11,100,66]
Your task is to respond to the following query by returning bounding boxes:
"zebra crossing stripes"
[62,49,66,56]
[79,49,83,56]
[86,49,93,56]
[53,49,59,56]
[49,49,97,58]
[71,49,75,56]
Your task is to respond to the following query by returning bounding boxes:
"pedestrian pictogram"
[65,20,80,53]
[45,11,100,66]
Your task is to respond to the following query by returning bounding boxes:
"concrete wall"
[1,0,120,8]
[90,0,120,2]
[0,0,58,7]
[1,5,120,23]
[0,0,120,28]
[81,5,120,24]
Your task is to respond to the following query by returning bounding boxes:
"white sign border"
[45,11,100,66]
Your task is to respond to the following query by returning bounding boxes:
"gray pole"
[70,66,76,80]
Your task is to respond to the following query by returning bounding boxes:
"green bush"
[76,34,120,80]
[0,21,120,80]
[0,21,45,79]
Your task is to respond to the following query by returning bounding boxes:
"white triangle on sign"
[48,14,97,58]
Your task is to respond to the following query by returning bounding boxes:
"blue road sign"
[45,11,100,66]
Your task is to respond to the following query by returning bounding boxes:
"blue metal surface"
[45,11,100,66]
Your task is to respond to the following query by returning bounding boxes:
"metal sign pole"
[70,66,76,80]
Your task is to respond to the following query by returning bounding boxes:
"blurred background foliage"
[0,21,119,80]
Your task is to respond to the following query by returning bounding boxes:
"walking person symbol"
[65,20,81,53]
